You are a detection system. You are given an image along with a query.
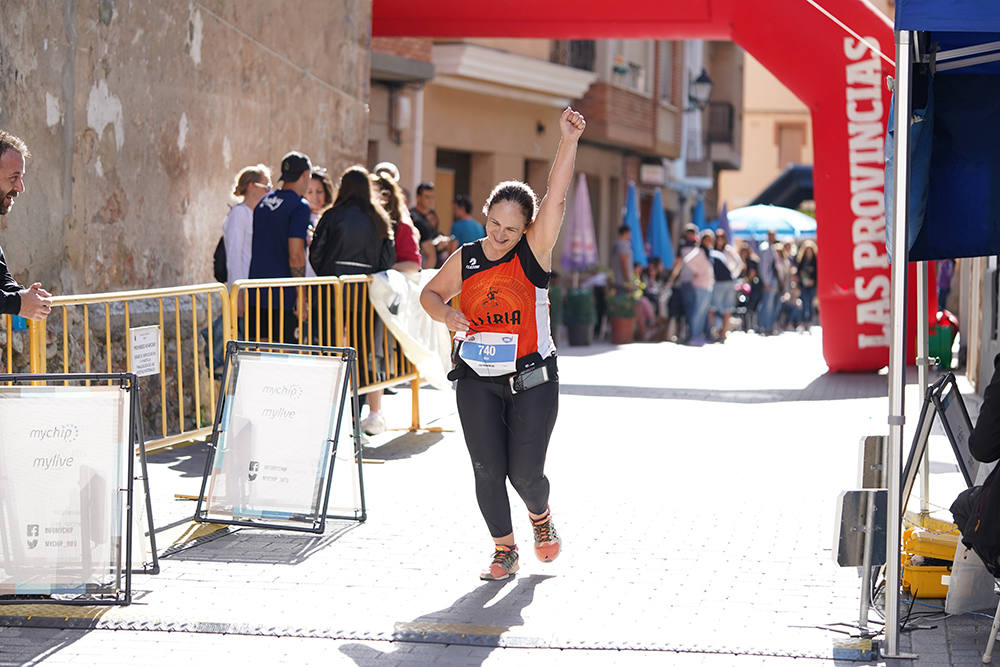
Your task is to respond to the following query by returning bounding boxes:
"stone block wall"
[0,0,371,295]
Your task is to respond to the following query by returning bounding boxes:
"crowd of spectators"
[216,152,487,434]
[608,224,819,345]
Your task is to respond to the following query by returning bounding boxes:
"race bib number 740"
[458,331,518,377]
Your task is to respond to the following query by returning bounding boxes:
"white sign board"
[129,326,161,377]
[0,386,129,595]
[202,352,347,528]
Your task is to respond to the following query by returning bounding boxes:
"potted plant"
[606,286,638,344]
[563,287,596,346]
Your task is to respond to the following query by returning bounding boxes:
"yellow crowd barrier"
[28,283,231,453]
[0,314,30,374]
[22,275,427,451]
[231,275,422,428]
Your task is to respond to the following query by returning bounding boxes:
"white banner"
[203,352,347,526]
[0,386,128,594]
[369,270,452,391]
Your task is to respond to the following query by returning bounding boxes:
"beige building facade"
[367,38,742,271]
[716,54,813,210]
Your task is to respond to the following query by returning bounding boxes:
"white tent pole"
[885,28,914,659]
[917,261,930,517]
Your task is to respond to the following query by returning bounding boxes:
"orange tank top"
[459,236,554,362]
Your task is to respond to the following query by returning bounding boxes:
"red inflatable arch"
[375,0,924,371]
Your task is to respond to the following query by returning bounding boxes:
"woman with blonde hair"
[222,164,272,287]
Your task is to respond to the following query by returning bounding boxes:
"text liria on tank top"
[470,310,522,327]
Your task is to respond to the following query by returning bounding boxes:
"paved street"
[1,328,996,665]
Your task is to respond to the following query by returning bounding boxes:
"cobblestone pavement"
[1,328,996,665]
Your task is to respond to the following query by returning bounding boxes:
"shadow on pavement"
[559,372,897,404]
[339,574,553,665]
[160,520,358,565]
[363,431,444,461]
[0,627,89,665]
[146,442,211,479]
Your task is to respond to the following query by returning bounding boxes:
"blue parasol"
[647,188,674,270]
[624,182,647,267]
[692,197,707,231]
[727,204,816,241]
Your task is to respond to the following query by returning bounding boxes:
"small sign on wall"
[129,326,161,377]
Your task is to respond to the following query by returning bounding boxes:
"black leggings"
[456,376,559,538]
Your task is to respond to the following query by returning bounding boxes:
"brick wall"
[371,37,432,62]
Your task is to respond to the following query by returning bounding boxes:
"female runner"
[420,108,585,580]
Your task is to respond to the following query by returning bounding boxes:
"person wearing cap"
[677,223,699,257]
[666,223,700,340]
[247,150,312,342]
[669,228,715,345]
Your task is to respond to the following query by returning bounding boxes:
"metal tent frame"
[886,14,1000,654]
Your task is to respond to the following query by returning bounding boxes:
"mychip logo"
[261,384,304,400]
[28,424,79,442]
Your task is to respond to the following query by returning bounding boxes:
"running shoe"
[480,544,519,580]
[531,511,561,562]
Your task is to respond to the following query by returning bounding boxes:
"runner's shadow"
[339,574,553,665]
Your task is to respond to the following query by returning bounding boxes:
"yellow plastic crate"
[903,511,961,536]
[903,527,960,561]
[901,555,951,598]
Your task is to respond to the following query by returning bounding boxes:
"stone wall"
[0,0,371,295]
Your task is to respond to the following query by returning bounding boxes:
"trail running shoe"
[532,511,561,562]
[480,544,519,581]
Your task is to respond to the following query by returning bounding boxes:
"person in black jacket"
[309,166,395,277]
[0,131,52,321]
[310,166,396,434]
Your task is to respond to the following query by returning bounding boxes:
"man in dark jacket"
[0,131,52,321]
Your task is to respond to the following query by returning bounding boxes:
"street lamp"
[687,68,713,111]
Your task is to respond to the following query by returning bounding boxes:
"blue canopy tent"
[885,0,1000,656]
